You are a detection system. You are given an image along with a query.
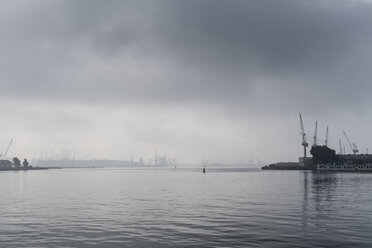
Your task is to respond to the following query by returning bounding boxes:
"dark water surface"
[1,167,372,247]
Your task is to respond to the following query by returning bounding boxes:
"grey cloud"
[1,0,372,116]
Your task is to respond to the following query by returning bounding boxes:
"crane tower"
[312,120,318,147]
[299,113,309,157]
[324,125,329,147]
[342,130,359,155]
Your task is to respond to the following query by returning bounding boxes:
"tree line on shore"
[12,157,30,168]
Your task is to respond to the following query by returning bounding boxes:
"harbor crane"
[324,125,329,147]
[2,139,13,159]
[299,113,308,157]
[342,130,359,155]
[339,139,343,154]
[312,121,318,147]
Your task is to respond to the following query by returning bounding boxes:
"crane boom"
[299,113,308,157]
[342,130,358,154]
[342,131,353,151]
[2,139,13,159]
[299,113,305,136]
[312,121,318,146]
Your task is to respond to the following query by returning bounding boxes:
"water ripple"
[0,168,372,247]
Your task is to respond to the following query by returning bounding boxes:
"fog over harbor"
[3,2,372,248]
[2,0,372,164]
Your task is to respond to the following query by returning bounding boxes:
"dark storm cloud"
[1,0,372,114]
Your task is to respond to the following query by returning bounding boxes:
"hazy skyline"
[2,0,372,164]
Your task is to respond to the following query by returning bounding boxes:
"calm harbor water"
[1,167,372,247]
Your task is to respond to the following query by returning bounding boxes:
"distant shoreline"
[0,167,49,171]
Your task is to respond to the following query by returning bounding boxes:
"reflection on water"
[0,168,371,247]
[299,171,372,247]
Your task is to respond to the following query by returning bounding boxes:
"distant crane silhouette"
[299,113,308,157]
[324,125,329,147]
[343,130,359,155]
[312,120,318,147]
[2,139,13,159]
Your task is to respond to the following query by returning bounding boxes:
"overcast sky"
[2,0,372,164]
